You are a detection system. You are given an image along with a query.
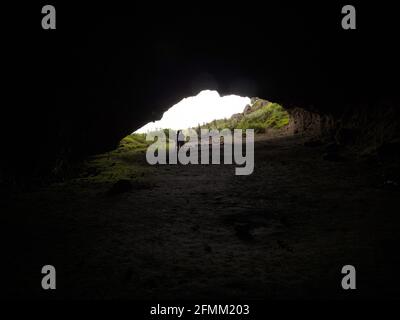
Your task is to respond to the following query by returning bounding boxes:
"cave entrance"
[133,90,289,134]
[133,89,289,134]
[134,90,251,133]
[119,90,290,153]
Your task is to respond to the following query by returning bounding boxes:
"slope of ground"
[2,134,399,299]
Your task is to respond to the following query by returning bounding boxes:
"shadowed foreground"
[2,135,399,299]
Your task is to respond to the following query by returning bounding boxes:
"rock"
[286,107,334,137]
[230,113,243,121]
[250,97,259,104]
[243,104,252,114]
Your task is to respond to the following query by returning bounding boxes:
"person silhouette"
[176,130,185,151]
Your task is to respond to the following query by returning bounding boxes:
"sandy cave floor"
[2,134,400,299]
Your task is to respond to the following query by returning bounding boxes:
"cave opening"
[119,90,290,155]
[135,90,251,133]
[3,2,400,301]
[133,90,290,135]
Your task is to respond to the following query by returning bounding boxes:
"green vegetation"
[119,133,151,151]
[119,129,176,154]
[199,101,289,133]
[119,128,181,150]
[74,133,154,186]
[75,142,151,186]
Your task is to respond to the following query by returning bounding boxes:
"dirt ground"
[2,134,400,299]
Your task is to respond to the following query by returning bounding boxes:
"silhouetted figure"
[176,130,185,151]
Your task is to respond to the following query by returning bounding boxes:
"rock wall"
[284,103,400,158]
[284,108,334,137]
[2,3,399,185]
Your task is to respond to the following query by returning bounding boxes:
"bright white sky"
[135,90,250,133]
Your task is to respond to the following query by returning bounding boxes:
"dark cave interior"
[1,3,400,300]
[3,3,399,182]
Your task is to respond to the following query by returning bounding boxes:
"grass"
[199,102,289,133]
[119,133,151,151]
[72,134,154,186]
[119,129,178,152]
